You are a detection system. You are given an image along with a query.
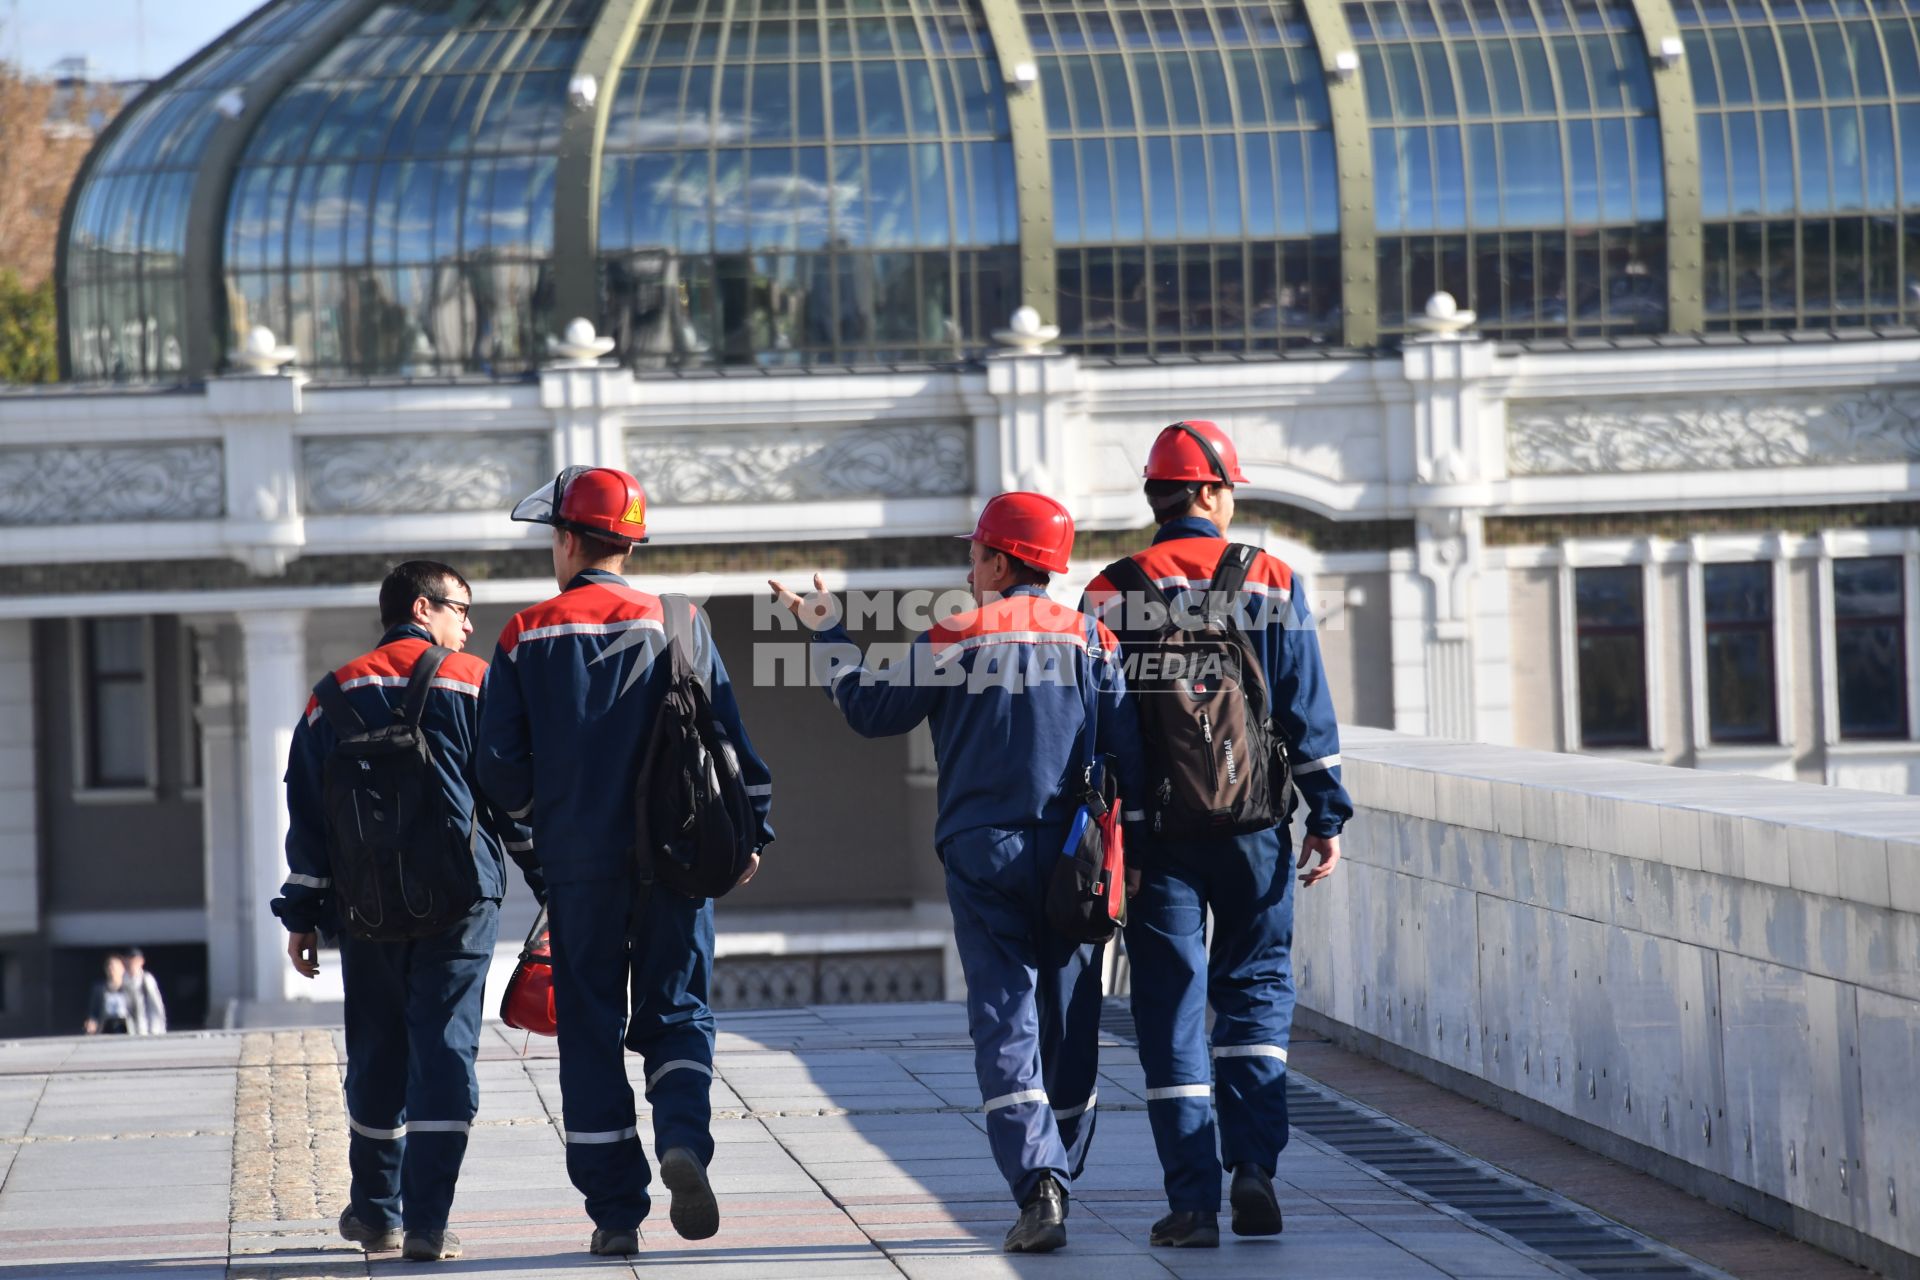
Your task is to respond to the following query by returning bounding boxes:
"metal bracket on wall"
[552,0,659,336]
[1626,0,1704,334]
[976,0,1057,326]
[177,0,391,382]
[1298,0,1378,348]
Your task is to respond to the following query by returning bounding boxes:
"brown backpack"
[1100,545,1288,839]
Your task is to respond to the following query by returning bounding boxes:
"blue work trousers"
[942,823,1105,1205]
[338,899,501,1233]
[1126,825,1296,1211]
[547,875,716,1232]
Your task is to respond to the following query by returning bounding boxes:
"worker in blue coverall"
[1081,421,1352,1248]
[276,560,543,1264]
[772,491,1147,1254]
[476,466,774,1258]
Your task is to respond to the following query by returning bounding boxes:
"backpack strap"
[312,673,370,739]
[1206,543,1259,628]
[398,645,452,729]
[658,594,703,687]
[1098,554,1165,643]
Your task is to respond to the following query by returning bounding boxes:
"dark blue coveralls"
[1082,517,1354,1212]
[812,586,1147,1204]
[276,622,541,1234]
[475,570,774,1233]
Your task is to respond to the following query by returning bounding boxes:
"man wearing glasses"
[275,560,543,1263]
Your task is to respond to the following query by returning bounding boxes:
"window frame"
[1818,534,1920,746]
[69,616,159,802]
[1685,539,1792,752]
[1558,549,1663,754]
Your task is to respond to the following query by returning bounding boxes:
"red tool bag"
[500,907,556,1036]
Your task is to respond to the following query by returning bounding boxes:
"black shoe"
[1149,1209,1220,1248]
[589,1227,638,1255]
[338,1207,402,1252]
[402,1229,461,1261]
[1004,1175,1068,1253]
[660,1146,720,1241]
[1230,1165,1284,1236]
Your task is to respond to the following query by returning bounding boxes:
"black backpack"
[1100,544,1289,838]
[633,595,759,900]
[313,645,482,941]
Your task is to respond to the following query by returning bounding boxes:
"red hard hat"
[1143,420,1248,484]
[963,491,1075,575]
[511,465,650,544]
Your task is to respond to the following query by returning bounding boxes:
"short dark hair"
[984,547,1050,586]
[566,528,630,564]
[380,560,471,630]
[1145,479,1207,524]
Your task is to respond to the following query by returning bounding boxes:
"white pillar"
[207,370,306,576]
[1399,334,1505,741]
[0,621,39,938]
[540,360,634,472]
[187,618,246,1019]
[973,348,1082,500]
[239,609,307,1006]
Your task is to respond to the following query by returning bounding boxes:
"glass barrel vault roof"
[51,0,1920,383]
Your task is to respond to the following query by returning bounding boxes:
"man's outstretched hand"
[768,573,840,631]
[1297,834,1341,887]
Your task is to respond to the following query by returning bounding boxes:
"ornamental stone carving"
[628,423,971,503]
[1509,389,1920,474]
[0,444,223,525]
[301,434,550,514]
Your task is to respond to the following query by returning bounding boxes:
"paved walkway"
[1,1002,1641,1279]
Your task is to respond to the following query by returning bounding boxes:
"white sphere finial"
[229,325,296,374]
[547,316,616,367]
[992,305,1060,353]
[1410,291,1476,338]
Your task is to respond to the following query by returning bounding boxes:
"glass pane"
[1830,107,1865,212]
[1763,110,1796,214]
[1700,113,1730,217]
[1148,136,1179,238]
[1209,134,1242,237]
[1053,138,1082,243]
[1705,562,1772,622]
[1834,556,1904,618]
[1837,624,1908,737]
[1800,108,1832,213]
[1576,566,1643,626]
[90,619,146,676]
[1501,121,1563,225]
[1706,628,1777,742]
[91,680,152,787]
[1578,632,1649,746]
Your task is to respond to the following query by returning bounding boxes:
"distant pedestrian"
[124,948,167,1035]
[83,953,140,1035]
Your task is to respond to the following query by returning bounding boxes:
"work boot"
[659,1146,720,1240]
[1230,1164,1284,1236]
[402,1229,462,1261]
[1003,1175,1067,1253]
[1149,1209,1220,1248]
[589,1227,639,1255]
[337,1207,402,1252]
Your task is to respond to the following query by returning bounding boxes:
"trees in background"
[0,55,116,384]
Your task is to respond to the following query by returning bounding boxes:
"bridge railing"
[1299,727,1920,1274]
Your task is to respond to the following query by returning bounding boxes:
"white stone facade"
[0,334,1916,1023]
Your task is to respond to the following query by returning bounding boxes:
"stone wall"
[1297,727,1920,1272]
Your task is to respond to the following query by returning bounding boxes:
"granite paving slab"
[0,1002,1729,1278]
